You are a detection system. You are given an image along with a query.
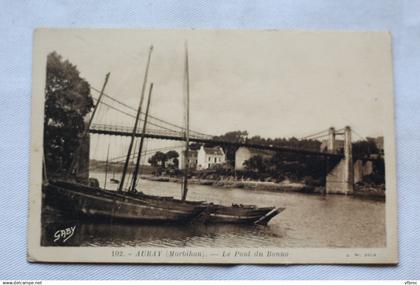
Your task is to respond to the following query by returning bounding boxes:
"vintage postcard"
[27,29,398,264]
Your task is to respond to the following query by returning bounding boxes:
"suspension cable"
[301,128,330,140]
[92,97,184,134]
[91,86,212,137]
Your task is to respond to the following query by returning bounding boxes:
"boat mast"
[104,142,110,189]
[130,83,154,192]
[112,162,115,179]
[69,72,110,177]
[181,42,190,201]
[118,45,153,192]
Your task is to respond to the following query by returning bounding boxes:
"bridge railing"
[90,123,213,140]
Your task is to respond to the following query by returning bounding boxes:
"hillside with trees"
[174,131,383,186]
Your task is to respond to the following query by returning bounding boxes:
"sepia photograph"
[27,29,397,263]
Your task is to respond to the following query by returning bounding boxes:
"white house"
[235,147,274,170]
[197,146,226,170]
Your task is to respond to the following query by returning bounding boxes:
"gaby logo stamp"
[54,226,76,243]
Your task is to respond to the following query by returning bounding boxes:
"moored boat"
[121,188,282,225]
[43,44,284,226]
[44,180,207,223]
[45,179,282,225]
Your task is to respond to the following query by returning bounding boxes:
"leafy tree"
[165,150,179,169]
[214,130,248,143]
[244,155,271,173]
[148,151,167,168]
[44,52,93,176]
[166,150,179,159]
[211,131,248,164]
[365,157,385,185]
[352,139,379,158]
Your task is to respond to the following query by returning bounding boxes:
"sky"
[36,29,394,161]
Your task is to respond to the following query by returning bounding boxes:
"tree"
[244,155,270,173]
[166,150,179,160]
[214,130,248,143]
[165,150,179,169]
[148,151,167,168]
[43,52,94,176]
[352,139,379,158]
[212,131,248,163]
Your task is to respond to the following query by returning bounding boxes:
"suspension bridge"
[89,123,344,158]
[87,87,349,158]
[84,83,374,195]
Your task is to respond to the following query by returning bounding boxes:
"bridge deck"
[89,124,343,158]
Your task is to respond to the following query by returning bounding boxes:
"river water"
[43,171,386,248]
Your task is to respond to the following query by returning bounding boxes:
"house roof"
[202,146,224,156]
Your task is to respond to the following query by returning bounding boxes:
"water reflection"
[43,219,285,248]
[42,172,386,248]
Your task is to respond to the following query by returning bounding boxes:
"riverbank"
[139,174,385,199]
[140,174,308,192]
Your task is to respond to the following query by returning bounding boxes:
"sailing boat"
[43,44,283,225]
[119,43,283,225]
[43,46,206,223]
[177,43,283,225]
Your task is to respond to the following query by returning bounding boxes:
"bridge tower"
[327,127,336,153]
[325,126,354,194]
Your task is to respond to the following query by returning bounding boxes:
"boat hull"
[43,182,204,223]
[44,180,283,225]
[193,205,284,225]
[120,191,283,225]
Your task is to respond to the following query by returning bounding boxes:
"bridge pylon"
[327,127,336,153]
[326,126,354,194]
